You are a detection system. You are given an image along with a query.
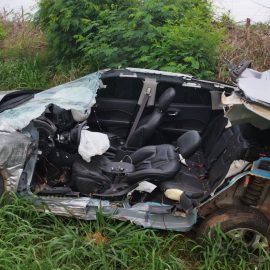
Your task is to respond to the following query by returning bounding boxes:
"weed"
[0,193,269,270]
[0,194,186,270]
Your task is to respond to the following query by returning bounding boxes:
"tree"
[36,0,223,78]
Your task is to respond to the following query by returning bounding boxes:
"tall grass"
[0,55,51,90]
[217,19,270,82]
[0,9,88,90]
[0,194,187,270]
[0,54,89,90]
[0,193,269,270]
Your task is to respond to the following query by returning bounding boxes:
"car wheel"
[197,207,270,250]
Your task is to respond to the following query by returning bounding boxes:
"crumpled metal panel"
[222,91,270,129]
[0,72,100,130]
[35,196,197,232]
[35,197,109,219]
[0,129,35,192]
[238,68,270,106]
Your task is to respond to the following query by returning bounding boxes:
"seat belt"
[124,86,152,147]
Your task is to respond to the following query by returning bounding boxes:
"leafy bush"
[36,0,223,78]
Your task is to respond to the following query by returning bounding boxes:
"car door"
[88,76,144,138]
[156,81,213,142]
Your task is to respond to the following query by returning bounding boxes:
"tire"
[197,207,270,249]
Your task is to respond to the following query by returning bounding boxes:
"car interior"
[30,70,270,211]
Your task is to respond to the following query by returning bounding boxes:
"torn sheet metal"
[107,203,197,232]
[240,68,270,80]
[238,68,270,106]
[222,92,270,129]
[36,196,196,231]
[0,128,35,191]
[225,160,250,179]
[36,197,110,219]
[0,72,100,130]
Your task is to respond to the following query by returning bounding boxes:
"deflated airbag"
[78,130,110,162]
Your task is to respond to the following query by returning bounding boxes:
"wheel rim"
[226,228,269,250]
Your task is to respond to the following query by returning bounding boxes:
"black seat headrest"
[158,87,176,111]
[177,130,201,159]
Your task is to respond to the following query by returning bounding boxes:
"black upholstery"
[185,114,228,173]
[125,144,180,183]
[72,156,112,194]
[160,172,205,199]
[201,114,228,157]
[72,144,180,195]
[158,87,176,111]
[160,125,249,211]
[125,87,176,148]
[177,130,201,159]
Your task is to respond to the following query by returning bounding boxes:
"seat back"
[205,127,236,168]
[126,87,176,148]
[177,130,201,159]
[125,144,181,184]
[201,114,228,157]
[207,128,249,192]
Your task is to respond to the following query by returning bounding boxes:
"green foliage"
[0,54,51,90]
[36,0,223,78]
[193,227,270,270]
[0,193,186,270]
[0,53,89,90]
[0,193,269,269]
[0,23,5,40]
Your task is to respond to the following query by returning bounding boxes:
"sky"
[0,0,269,23]
[214,0,270,23]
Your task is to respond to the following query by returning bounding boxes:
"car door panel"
[161,103,211,129]
[158,104,212,142]
[88,77,144,137]
[89,98,138,136]
[96,98,136,123]
[154,82,214,142]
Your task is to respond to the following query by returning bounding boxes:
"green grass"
[0,54,90,91]
[0,194,269,270]
[0,55,51,90]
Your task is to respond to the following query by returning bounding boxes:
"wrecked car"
[1,60,270,249]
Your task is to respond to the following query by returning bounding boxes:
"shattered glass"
[0,72,100,130]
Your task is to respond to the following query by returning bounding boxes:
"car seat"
[72,130,201,197]
[109,87,176,149]
[159,127,249,211]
